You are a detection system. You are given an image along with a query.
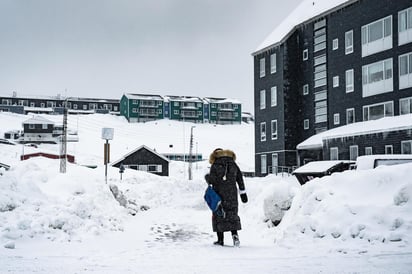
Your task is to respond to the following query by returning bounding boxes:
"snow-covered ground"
[1,112,412,273]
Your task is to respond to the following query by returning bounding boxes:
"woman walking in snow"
[205,148,248,246]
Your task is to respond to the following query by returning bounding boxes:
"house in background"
[252,0,412,176]
[111,145,170,176]
[165,95,204,123]
[204,97,242,125]
[20,116,56,143]
[120,93,164,123]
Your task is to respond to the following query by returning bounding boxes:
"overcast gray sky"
[0,0,301,112]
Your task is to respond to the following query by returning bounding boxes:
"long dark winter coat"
[206,149,245,232]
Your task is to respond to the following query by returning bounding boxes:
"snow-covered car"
[355,154,412,170]
[0,138,17,145]
[292,160,354,185]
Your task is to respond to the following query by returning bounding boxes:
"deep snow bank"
[273,163,412,245]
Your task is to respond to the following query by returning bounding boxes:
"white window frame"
[345,30,354,54]
[401,140,412,154]
[332,38,339,50]
[42,124,48,130]
[303,84,309,95]
[361,15,392,57]
[365,147,373,155]
[363,101,393,121]
[260,122,266,142]
[362,58,393,97]
[29,124,35,129]
[333,76,339,87]
[385,145,393,154]
[349,145,359,161]
[271,86,277,107]
[271,153,278,174]
[346,69,354,93]
[260,90,266,110]
[399,52,412,89]
[400,96,412,115]
[333,113,340,125]
[261,154,267,174]
[346,108,355,124]
[260,58,265,78]
[303,49,308,60]
[304,119,309,130]
[399,7,412,45]
[271,120,278,140]
[330,147,339,160]
[270,53,277,74]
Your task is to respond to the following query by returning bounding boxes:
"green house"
[166,96,204,123]
[120,93,164,122]
[206,97,242,125]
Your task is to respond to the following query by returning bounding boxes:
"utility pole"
[188,126,195,180]
[60,99,68,173]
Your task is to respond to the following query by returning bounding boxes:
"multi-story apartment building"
[120,93,242,124]
[252,0,412,176]
[204,97,242,125]
[120,93,164,123]
[0,92,120,115]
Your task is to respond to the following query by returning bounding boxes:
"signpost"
[101,128,114,184]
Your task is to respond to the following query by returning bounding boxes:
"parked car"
[292,160,354,185]
[24,143,38,148]
[355,154,412,170]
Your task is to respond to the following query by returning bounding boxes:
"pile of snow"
[273,164,412,245]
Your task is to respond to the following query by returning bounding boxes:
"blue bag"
[204,185,225,217]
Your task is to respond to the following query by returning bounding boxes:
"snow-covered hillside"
[1,112,412,273]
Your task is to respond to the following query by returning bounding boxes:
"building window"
[270,53,276,74]
[304,119,309,130]
[346,108,355,124]
[73,104,78,110]
[271,120,278,140]
[261,154,267,174]
[362,58,393,97]
[303,49,308,60]
[385,145,393,154]
[399,52,412,89]
[83,105,87,110]
[314,63,327,88]
[314,90,327,101]
[363,101,393,121]
[260,90,266,110]
[315,100,327,123]
[314,28,326,52]
[314,19,326,30]
[333,113,340,125]
[349,145,359,161]
[399,7,412,45]
[345,30,354,54]
[42,124,48,130]
[314,54,326,66]
[365,147,373,155]
[303,84,309,95]
[330,147,339,160]
[400,97,412,115]
[332,38,339,50]
[401,140,412,154]
[346,69,354,93]
[333,76,339,87]
[260,122,266,141]
[271,153,278,174]
[361,15,392,57]
[29,124,35,129]
[271,86,277,107]
[260,58,265,78]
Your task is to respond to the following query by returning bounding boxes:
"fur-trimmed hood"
[209,149,236,164]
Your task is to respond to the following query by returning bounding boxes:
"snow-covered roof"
[164,95,203,103]
[356,154,412,170]
[124,93,163,101]
[111,145,170,166]
[204,97,241,104]
[22,116,55,125]
[254,0,354,54]
[297,114,412,150]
